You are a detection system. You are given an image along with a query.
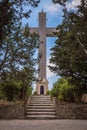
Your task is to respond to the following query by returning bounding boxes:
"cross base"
[36,78,49,95]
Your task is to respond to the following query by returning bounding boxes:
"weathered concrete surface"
[0,120,87,130]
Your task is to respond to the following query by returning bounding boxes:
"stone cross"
[30,11,56,94]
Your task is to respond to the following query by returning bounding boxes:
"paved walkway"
[0,120,87,130]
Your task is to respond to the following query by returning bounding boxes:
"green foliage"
[33,91,38,95]
[0,79,33,101]
[0,0,40,42]
[27,87,33,96]
[58,95,64,102]
[46,90,51,95]
[0,0,40,102]
[51,78,81,102]
[0,23,38,99]
[0,85,5,100]
[0,13,38,102]
[0,80,22,101]
[49,0,87,91]
[51,81,60,97]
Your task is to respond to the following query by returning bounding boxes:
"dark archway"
[40,86,44,95]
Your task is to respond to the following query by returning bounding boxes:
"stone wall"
[55,101,87,119]
[0,99,87,119]
[0,105,25,119]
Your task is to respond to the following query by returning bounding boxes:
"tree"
[52,0,67,6]
[0,23,38,100]
[49,0,87,92]
[0,0,40,43]
[0,68,34,101]
[0,0,40,101]
[0,23,38,72]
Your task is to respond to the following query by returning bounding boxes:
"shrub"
[0,80,31,101]
[27,87,33,96]
[58,95,64,102]
[46,90,51,95]
[51,78,78,102]
[51,81,60,97]
[33,91,38,95]
[1,80,22,101]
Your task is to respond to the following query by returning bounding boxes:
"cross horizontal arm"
[46,27,57,37]
[30,27,39,34]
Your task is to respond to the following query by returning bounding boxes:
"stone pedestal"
[36,78,49,95]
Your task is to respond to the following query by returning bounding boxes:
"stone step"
[31,97,51,100]
[26,95,56,119]
[32,96,51,98]
[31,99,52,101]
[26,109,55,112]
[26,112,55,115]
[29,103,54,106]
[32,95,50,98]
[31,99,53,102]
[26,115,56,119]
[27,105,55,109]
[30,102,54,104]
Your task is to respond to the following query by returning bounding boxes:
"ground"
[0,120,87,130]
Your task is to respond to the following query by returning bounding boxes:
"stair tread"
[26,115,56,118]
[29,104,54,106]
[26,109,55,111]
[26,112,55,114]
[26,95,56,119]
[27,106,55,109]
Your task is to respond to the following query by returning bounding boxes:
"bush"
[27,87,33,96]
[51,81,60,97]
[0,80,31,101]
[58,95,64,102]
[51,78,79,102]
[0,84,5,100]
[1,80,23,101]
[33,91,38,95]
[46,90,51,95]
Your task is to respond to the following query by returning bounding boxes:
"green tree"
[0,0,40,43]
[0,24,38,72]
[49,0,87,93]
[0,23,38,101]
[0,0,40,101]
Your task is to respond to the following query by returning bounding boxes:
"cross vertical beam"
[38,12,46,79]
[30,11,57,94]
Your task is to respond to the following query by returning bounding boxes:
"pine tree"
[49,0,87,94]
[0,0,40,43]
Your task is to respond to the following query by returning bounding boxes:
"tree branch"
[76,37,87,55]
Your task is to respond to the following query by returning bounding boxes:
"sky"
[23,0,81,91]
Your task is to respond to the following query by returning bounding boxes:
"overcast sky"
[23,0,81,91]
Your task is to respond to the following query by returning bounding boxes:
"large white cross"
[30,11,56,80]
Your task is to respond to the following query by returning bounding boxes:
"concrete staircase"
[26,95,56,119]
